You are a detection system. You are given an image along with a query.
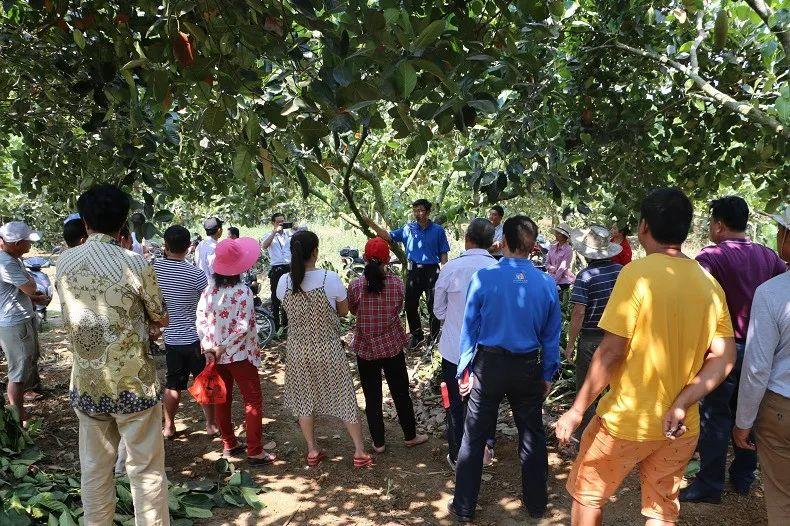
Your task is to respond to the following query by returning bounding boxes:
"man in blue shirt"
[449,215,561,523]
[366,199,450,348]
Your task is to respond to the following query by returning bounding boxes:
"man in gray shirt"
[734,204,789,525]
[0,221,48,423]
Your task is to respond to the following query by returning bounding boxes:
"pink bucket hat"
[213,237,260,276]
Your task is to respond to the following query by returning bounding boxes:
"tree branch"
[689,9,707,72]
[398,152,428,194]
[308,188,360,228]
[746,0,790,64]
[614,42,788,138]
[341,126,374,237]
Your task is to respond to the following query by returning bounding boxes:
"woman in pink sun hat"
[196,236,276,465]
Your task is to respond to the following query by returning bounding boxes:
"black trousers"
[453,350,547,517]
[442,358,496,462]
[404,265,440,340]
[357,352,417,448]
[268,264,290,332]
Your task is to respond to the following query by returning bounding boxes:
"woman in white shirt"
[276,230,373,468]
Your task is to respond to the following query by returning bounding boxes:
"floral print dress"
[196,283,260,367]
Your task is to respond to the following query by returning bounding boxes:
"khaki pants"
[76,404,169,526]
[755,390,790,526]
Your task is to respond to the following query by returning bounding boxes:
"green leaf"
[149,70,170,104]
[152,210,174,222]
[58,511,77,526]
[233,145,255,181]
[180,492,214,509]
[259,148,273,183]
[398,62,417,98]
[203,105,226,134]
[72,29,85,50]
[410,19,446,51]
[296,119,330,143]
[467,99,497,115]
[240,486,265,510]
[245,112,261,144]
[304,160,331,183]
[184,506,213,519]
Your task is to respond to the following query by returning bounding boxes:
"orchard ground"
[10,225,769,525]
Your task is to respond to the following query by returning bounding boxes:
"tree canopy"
[0,0,787,236]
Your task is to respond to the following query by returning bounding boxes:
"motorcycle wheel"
[256,309,275,348]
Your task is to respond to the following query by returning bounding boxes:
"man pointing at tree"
[366,199,449,349]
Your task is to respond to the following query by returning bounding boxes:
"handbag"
[188,362,227,405]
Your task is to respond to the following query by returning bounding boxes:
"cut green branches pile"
[0,405,266,525]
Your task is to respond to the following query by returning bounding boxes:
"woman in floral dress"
[197,237,275,465]
[276,230,373,468]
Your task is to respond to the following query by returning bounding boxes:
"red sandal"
[307,450,326,467]
[353,453,374,469]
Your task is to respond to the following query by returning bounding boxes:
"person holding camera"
[261,213,299,333]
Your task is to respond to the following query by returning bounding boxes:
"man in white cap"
[0,221,49,423]
[733,204,789,525]
[565,225,623,442]
[195,216,223,281]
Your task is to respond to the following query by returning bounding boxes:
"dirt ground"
[18,318,768,526]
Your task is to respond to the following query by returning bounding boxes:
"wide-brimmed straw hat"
[552,222,572,239]
[571,225,623,260]
[769,204,790,229]
[213,237,260,276]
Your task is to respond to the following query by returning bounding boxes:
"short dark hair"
[710,196,748,232]
[63,218,87,248]
[214,273,241,287]
[76,184,130,235]
[503,215,538,254]
[411,199,432,212]
[271,212,285,223]
[130,212,146,225]
[640,188,694,244]
[489,205,504,217]
[466,218,495,248]
[228,227,240,239]
[164,225,190,253]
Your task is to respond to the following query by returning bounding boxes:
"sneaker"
[679,482,722,504]
[447,501,473,523]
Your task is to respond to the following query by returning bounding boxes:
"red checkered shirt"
[348,273,409,360]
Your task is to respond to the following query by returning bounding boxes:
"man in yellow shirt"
[556,188,736,526]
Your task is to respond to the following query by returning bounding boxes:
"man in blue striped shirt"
[449,216,561,522]
[565,225,623,441]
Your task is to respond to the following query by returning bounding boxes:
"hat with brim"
[571,225,623,260]
[213,237,260,276]
[762,204,790,230]
[552,222,572,238]
[0,221,41,243]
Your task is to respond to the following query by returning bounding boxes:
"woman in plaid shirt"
[348,237,429,453]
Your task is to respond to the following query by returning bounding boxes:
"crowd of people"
[0,183,788,526]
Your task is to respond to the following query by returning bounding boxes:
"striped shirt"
[153,258,208,345]
[570,259,622,330]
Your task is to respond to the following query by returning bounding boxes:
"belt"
[580,328,604,336]
[478,344,541,364]
[271,264,290,269]
[407,262,439,270]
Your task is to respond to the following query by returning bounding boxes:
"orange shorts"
[566,417,698,522]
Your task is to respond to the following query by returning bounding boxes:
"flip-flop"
[353,453,374,469]
[23,391,44,401]
[248,452,277,465]
[222,443,246,459]
[307,450,326,467]
[404,434,429,447]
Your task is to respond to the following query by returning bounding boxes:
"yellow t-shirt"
[597,253,734,440]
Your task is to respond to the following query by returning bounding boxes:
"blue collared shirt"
[456,258,562,382]
[390,220,450,264]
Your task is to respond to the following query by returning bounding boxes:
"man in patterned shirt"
[56,184,170,526]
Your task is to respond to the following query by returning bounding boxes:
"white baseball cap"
[0,221,41,243]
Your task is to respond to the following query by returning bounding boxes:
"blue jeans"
[696,343,756,494]
[441,359,495,462]
[452,350,547,517]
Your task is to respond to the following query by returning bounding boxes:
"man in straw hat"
[565,225,623,443]
[733,204,790,525]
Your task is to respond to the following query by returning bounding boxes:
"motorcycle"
[340,246,403,279]
[241,263,276,348]
[24,256,53,327]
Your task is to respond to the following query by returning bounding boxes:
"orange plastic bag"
[188,362,227,405]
